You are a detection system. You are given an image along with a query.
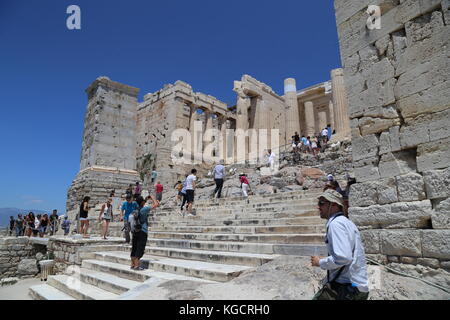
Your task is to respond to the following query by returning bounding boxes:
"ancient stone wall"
[0,238,41,279]
[334,0,450,269]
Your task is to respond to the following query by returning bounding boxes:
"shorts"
[186,190,195,203]
[39,226,47,233]
[156,192,162,201]
[178,191,184,197]
[79,218,88,221]
[131,231,148,259]
[102,218,111,222]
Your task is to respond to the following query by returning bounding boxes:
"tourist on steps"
[61,216,71,236]
[155,181,164,202]
[185,169,197,216]
[49,210,59,235]
[79,196,90,238]
[99,198,113,239]
[134,182,142,199]
[311,189,369,300]
[14,214,24,237]
[121,195,138,244]
[212,160,225,199]
[39,214,49,237]
[174,180,183,205]
[180,175,188,215]
[8,216,14,236]
[239,173,250,198]
[130,195,159,271]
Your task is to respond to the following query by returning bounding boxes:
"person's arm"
[318,221,353,270]
[99,204,104,221]
[147,195,159,209]
[83,202,89,211]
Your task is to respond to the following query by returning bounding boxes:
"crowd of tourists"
[8,209,71,238]
[290,125,334,156]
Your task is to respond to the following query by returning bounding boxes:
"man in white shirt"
[212,161,225,199]
[267,149,276,172]
[311,189,369,300]
[185,169,197,216]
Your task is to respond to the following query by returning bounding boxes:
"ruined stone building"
[334,0,450,267]
[67,71,350,212]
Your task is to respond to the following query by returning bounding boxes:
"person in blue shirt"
[121,195,138,244]
[327,124,332,141]
[130,195,159,271]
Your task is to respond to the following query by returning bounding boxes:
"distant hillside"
[0,208,48,227]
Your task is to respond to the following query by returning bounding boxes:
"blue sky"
[0,0,341,214]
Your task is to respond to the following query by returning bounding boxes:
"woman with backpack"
[130,195,159,271]
[99,198,113,239]
[79,196,90,238]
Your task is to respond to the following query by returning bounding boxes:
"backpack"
[129,208,142,234]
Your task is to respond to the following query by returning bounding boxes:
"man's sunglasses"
[318,200,329,206]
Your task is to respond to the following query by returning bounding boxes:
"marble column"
[328,100,335,131]
[304,101,315,137]
[284,78,301,139]
[331,68,351,139]
[236,94,249,131]
[318,110,327,132]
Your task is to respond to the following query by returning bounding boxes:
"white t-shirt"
[321,129,328,136]
[311,141,317,148]
[185,174,197,190]
[268,153,276,164]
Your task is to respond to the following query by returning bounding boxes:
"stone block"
[400,256,418,265]
[396,172,426,202]
[379,131,391,155]
[440,261,450,271]
[348,78,397,119]
[352,134,379,161]
[417,257,440,269]
[429,108,450,142]
[380,230,422,257]
[359,117,401,136]
[349,200,432,229]
[387,255,399,263]
[422,230,450,260]
[378,150,417,178]
[432,198,450,229]
[417,137,450,172]
[353,157,380,182]
[17,259,38,276]
[360,230,381,254]
[349,182,377,207]
[423,167,450,199]
[376,177,398,205]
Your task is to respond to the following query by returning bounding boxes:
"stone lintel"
[86,76,140,98]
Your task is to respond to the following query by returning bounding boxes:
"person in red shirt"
[155,181,164,202]
[239,173,250,198]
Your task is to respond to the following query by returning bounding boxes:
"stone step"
[150,224,325,234]
[82,259,220,283]
[152,216,323,227]
[29,284,76,300]
[191,200,317,210]
[148,231,324,244]
[77,268,142,295]
[47,274,118,300]
[147,238,327,255]
[159,203,317,214]
[193,191,322,205]
[93,251,252,282]
[144,246,279,267]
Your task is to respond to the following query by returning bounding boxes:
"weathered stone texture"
[336,0,450,264]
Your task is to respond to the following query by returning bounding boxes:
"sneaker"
[134,266,145,271]
[130,266,135,270]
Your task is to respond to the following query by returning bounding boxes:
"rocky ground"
[130,256,450,300]
[157,139,353,208]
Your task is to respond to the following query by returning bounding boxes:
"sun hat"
[317,189,344,207]
[327,174,334,181]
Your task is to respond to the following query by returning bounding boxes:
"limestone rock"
[422,230,450,260]
[396,173,426,202]
[380,230,422,257]
[432,198,450,229]
[17,259,38,276]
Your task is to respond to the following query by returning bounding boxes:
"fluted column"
[236,95,249,131]
[284,78,301,139]
[331,68,351,139]
[328,100,335,131]
[318,110,327,132]
[304,101,315,137]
